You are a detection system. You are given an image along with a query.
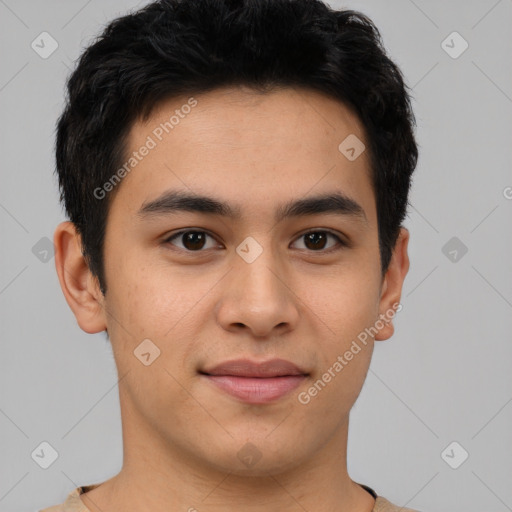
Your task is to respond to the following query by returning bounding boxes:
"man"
[42,0,420,510]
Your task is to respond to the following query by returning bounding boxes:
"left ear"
[375,227,410,341]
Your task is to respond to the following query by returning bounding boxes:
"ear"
[53,221,107,334]
[374,227,410,341]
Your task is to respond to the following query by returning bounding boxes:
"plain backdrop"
[0,1,511,511]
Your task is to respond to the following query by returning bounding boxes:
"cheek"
[105,263,202,417]
[106,255,183,333]
[297,261,380,401]
[301,262,381,340]
[299,282,377,418]
[104,258,222,369]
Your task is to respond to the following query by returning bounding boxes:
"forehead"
[136,85,367,149]
[113,85,375,224]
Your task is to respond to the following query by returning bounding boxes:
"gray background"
[1,1,511,511]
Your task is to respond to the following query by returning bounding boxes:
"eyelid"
[164,229,222,250]
[163,228,349,253]
[290,229,348,252]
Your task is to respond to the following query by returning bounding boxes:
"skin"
[54,85,409,512]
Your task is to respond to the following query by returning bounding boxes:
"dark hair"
[56,0,418,295]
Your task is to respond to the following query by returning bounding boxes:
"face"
[55,85,409,477]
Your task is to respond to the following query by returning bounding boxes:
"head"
[54,0,417,477]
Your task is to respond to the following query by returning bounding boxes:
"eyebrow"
[137,189,367,224]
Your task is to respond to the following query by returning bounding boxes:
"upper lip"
[201,358,308,378]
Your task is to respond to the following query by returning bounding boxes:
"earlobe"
[374,227,410,341]
[53,221,107,334]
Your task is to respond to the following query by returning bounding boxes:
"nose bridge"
[215,236,300,336]
[235,237,286,307]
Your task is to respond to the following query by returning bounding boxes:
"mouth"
[199,358,309,404]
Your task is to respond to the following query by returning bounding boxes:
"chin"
[198,435,308,477]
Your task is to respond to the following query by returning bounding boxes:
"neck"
[80,401,375,512]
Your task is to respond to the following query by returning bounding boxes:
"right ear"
[53,221,107,334]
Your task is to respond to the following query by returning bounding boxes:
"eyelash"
[163,229,348,254]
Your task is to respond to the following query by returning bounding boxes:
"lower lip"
[202,375,307,404]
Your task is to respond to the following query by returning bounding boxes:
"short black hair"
[56,0,418,295]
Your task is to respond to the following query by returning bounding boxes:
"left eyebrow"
[137,189,368,225]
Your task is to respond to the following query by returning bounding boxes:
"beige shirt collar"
[40,482,420,512]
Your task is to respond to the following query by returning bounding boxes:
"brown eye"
[292,231,345,252]
[165,230,218,251]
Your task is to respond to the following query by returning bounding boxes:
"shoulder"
[374,495,421,512]
[38,506,64,512]
[37,483,100,512]
[359,483,421,512]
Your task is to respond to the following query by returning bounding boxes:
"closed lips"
[199,358,309,404]
[199,358,309,378]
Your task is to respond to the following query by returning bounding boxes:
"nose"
[215,245,300,338]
